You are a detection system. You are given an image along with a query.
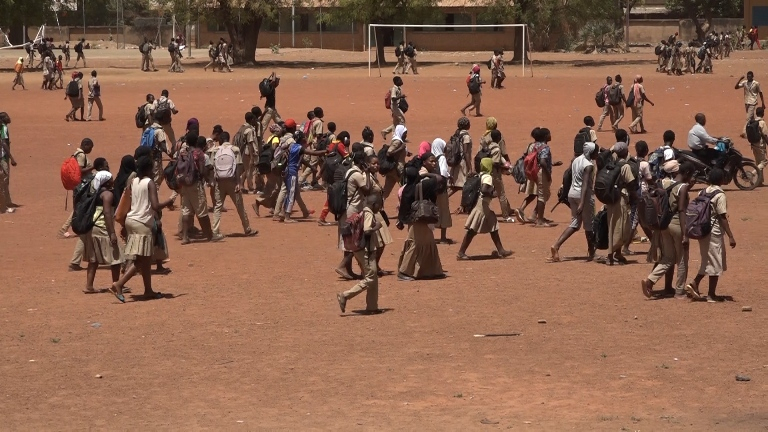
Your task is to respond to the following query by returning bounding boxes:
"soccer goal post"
[367,23,529,77]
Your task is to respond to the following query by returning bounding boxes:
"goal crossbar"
[0,26,46,50]
[367,23,529,77]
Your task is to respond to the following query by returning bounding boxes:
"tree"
[326,0,439,65]
[161,0,282,65]
[665,0,742,41]
[0,0,54,43]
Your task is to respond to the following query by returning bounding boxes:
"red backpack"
[524,143,543,182]
[384,89,392,110]
[61,151,83,190]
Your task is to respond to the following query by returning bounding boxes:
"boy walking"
[735,72,765,138]
[392,41,405,75]
[87,70,104,122]
[212,131,257,237]
[73,38,86,68]
[336,194,381,314]
[381,76,406,140]
[0,112,17,214]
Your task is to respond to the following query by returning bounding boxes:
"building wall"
[629,18,745,44]
[745,0,768,33]
[30,25,174,46]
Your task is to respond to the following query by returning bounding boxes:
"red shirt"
[328,141,348,157]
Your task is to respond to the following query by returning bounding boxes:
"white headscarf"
[92,171,113,191]
[392,125,407,143]
[431,138,451,177]
[664,148,675,161]
[583,141,597,160]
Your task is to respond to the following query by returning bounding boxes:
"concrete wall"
[29,26,173,47]
[629,18,745,44]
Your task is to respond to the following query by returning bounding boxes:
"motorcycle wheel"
[733,161,762,191]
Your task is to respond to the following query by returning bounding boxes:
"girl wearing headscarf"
[113,155,136,207]
[12,57,25,90]
[418,141,431,158]
[549,142,599,263]
[396,166,444,281]
[382,124,408,202]
[457,158,512,260]
[641,160,695,299]
[448,117,473,205]
[366,154,394,275]
[252,123,284,216]
[82,171,124,293]
[430,138,453,243]
[479,118,514,222]
[111,156,175,303]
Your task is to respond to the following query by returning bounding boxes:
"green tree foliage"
[665,0,742,41]
[326,0,439,64]
[0,0,54,42]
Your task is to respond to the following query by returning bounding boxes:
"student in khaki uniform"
[486,129,515,222]
[212,131,257,237]
[300,107,324,188]
[735,72,765,137]
[147,120,170,190]
[752,107,768,174]
[611,75,627,131]
[531,128,555,227]
[448,117,473,206]
[152,90,179,146]
[336,193,381,314]
[86,70,104,122]
[237,112,258,193]
[381,76,406,140]
[604,138,637,266]
[0,113,17,214]
[392,41,406,75]
[252,124,283,216]
[260,72,282,132]
[141,94,155,129]
[685,168,737,302]
[65,72,84,122]
[382,124,408,201]
[249,107,266,192]
[179,134,221,245]
[597,76,614,131]
[69,150,106,271]
[627,75,654,134]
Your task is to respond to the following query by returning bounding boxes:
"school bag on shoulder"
[524,143,543,182]
[394,45,402,58]
[71,187,102,235]
[595,88,606,108]
[323,143,344,184]
[404,44,415,58]
[175,147,199,187]
[511,154,527,185]
[647,147,667,180]
[639,181,677,231]
[61,151,84,190]
[592,208,609,250]
[746,118,762,144]
[139,126,157,151]
[685,189,722,239]
[316,134,331,152]
[398,97,409,113]
[66,80,80,98]
[259,78,273,97]
[625,84,636,108]
[258,139,275,174]
[135,104,148,129]
[460,174,481,213]
[473,145,491,174]
[446,130,467,167]
[74,42,83,53]
[377,147,396,175]
[341,211,366,252]
[154,100,171,125]
[164,161,179,191]
[573,127,592,157]
[214,145,237,180]
[232,124,250,154]
[328,170,355,217]
[384,89,392,110]
[608,84,622,106]
[594,158,625,205]
[167,42,175,53]
[468,74,481,95]
[555,166,573,209]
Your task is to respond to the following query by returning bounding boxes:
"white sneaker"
[5,208,15,214]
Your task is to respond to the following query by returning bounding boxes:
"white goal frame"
[0,26,46,50]
[367,23,529,77]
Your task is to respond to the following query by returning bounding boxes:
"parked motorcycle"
[678,138,762,190]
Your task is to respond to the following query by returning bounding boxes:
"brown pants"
[342,249,379,310]
[0,160,11,211]
[212,178,250,234]
[261,107,282,132]
[382,162,405,201]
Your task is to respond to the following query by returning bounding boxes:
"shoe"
[397,273,415,281]
[317,220,335,226]
[68,263,84,272]
[337,293,347,313]
[500,216,516,223]
[244,228,259,237]
[210,233,225,242]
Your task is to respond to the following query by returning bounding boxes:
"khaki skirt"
[465,197,498,234]
[698,232,727,277]
[435,191,452,229]
[374,212,393,248]
[398,222,444,279]
[124,218,155,257]
[450,160,468,189]
[83,225,124,266]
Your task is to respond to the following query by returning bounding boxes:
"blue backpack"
[140,127,156,149]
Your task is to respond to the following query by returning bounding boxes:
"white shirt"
[687,123,717,150]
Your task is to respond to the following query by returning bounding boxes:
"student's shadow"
[341,308,394,317]
[462,253,514,261]
[128,292,186,302]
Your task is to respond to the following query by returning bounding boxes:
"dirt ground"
[1,47,768,431]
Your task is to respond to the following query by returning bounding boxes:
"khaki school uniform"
[382,138,406,200]
[300,119,323,184]
[87,76,103,121]
[465,173,499,233]
[738,79,761,134]
[67,78,84,119]
[611,83,625,129]
[606,160,635,252]
[149,123,169,189]
[647,180,685,285]
[83,191,125,266]
[213,143,251,235]
[628,83,645,132]
[339,166,368,251]
[152,98,177,146]
[488,141,513,218]
[239,123,257,190]
[697,185,728,277]
[179,144,209,221]
[67,148,89,266]
[450,132,471,189]
[382,85,406,137]
[753,117,768,169]
[341,207,378,311]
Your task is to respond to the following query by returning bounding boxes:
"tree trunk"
[624,2,631,51]
[511,26,531,63]
[8,25,29,46]
[226,17,262,65]
[374,26,387,65]
[691,16,705,42]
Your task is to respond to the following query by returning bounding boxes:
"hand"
[729,237,737,248]
[576,205,583,215]
[235,184,241,193]
[650,102,655,107]
[396,221,404,230]
[109,233,118,244]
[406,151,412,157]
[10,159,17,167]
[682,237,689,246]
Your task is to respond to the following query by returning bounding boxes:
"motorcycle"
[678,138,762,191]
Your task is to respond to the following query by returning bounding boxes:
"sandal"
[142,291,164,299]
[456,253,470,261]
[335,268,355,280]
[109,285,125,303]
[685,282,703,300]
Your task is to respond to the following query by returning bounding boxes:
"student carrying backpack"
[135,104,149,129]
[214,145,237,180]
[377,147,396,175]
[594,156,625,204]
[328,170,354,217]
[404,44,415,58]
[154,99,171,125]
[685,189,722,239]
[394,44,402,58]
[573,127,592,157]
[524,142,545,182]
[66,79,80,98]
[638,181,677,231]
[74,41,83,54]
[232,125,250,154]
[175,146,200,187]
[446,130,467,167]
[460,174,482,213]
[608,84,622,106]
[60,150,84,190]
[468,74,481,95]
[71,186,102,235]
[746,118,763,144]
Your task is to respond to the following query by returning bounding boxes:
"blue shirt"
[286,143,302,177]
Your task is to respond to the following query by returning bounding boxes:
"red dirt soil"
[1,48,767,430]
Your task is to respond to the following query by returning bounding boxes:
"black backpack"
[71,187,101,235]
[323,147,344,184]
[257,142,274,174]
[639,181,677,231]
[168,42,175,53]
[468,75,481,95]
[592,209,609,250]
[473,146,491,173]
[164,161,179,191]
[460,174,481,213]
[395,45,402,57]
[655,45,663,55]
[74,42,83,53]
[66,80,80,98]
[404,45,415,57]
[378,147,396,175]
[573,127,591,157]
[746,118,762,144]
[556,166,573,208]
[398,97,409,114]
[446,130,466,167]
[259,78,273,97]
[316,134,331,152]
[135,104,148,129]
[328,170,354,217]
[594,158,625,205]
[154,100,171,125]
[595,88,606,108]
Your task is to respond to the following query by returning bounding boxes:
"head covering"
[404,165,420,186]
[663,160,680,174]
[186,118,199,131]
[472,65,480,73]
[583,142,597,159]
[92,171,113,191]
[269,123,283,135]
[114,155,136,205]
[431,138,446,157]
[480,157,493,175]
[431,139,449,177]
[418,141,431,157]
[134,146,151,159]
[16,57,23,65]
[284,119,297,129]
[485,117,497,135]
[664,148,675,161]
[611,141,628,153]
[393,125,407,142]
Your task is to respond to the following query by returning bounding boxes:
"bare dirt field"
[1,47,767,431]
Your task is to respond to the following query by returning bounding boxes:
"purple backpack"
[685,189,722,239]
